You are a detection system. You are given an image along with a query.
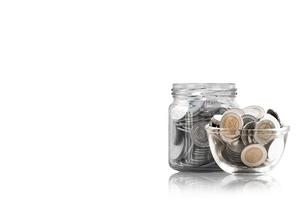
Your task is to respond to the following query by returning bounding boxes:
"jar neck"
[171,83,237,100]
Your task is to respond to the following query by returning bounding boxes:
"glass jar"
[169,83,239,171]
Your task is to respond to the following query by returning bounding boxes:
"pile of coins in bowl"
[209,105,285,168]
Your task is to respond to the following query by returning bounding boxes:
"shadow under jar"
[169,83,238,171]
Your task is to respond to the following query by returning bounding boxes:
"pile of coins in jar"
[209,105,284,168]
[170,104,228,169]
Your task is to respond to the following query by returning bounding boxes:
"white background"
[0,0,300,199]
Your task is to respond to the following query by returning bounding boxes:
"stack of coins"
[222,139,245,165]
[209,106,283,168]
[171,103,229,168]
[188,145,212,165]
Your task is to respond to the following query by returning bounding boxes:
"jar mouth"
[172,83,237,97]
[173,83,236,90]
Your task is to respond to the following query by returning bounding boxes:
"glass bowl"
[205,125,289,174]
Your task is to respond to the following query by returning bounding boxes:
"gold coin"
[220,109,244,139]
[254,114,280,144]
[241,144,267,167]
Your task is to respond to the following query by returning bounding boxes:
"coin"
[174,128,185,145]
[176,125,190,132]
[241,144,267,167]
[228,139,245,153]
[191,122,209,147]
[199,161,219,168]
[188,146,212,165]
[192,147,211,156]
[170,104,189,120]
[222,146,242,164]
[241,121,256,145]
[242,114,257,125]
[211,114,223,127]
[203,99,222,108]
[247,134,254,144]
[267,109,281,125]
[243,105,265,120]
[254,114,281,144]
[171,99,233,169]
[220,131,241,144]
[220,109,244,139]
[209,121,218,128]
[177,110,194,123]
[267,137,284,162]
[226,145,242,158]
[217,107,228,115]
[198,108,221,120]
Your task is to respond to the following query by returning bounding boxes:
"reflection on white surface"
[169,172,280,196]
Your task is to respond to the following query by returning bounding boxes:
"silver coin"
[203,99,222,109]
[188,157,210,165]
[227,157,242,164]
[193,153,211,158]
[267,109,281,125]
[177,110,194,123]
[228,157,243,164]
[199,161,218,168]
[190,146,212,162]
[211,114,223,127]
[224,108,245,116]
[217,107,228,115]
[241,121,256,145]
[225,146,241,157]
[170,104,189,120]
[186,160,210,166]
[241,134,249,146]
[192,152,209,158]
[198,110,218,120]
[242,114,257,125]
[174,126,187,145]
[191,155,209,161]
[191,122,209,147]
[220,131,241,144]
[192,151,211,157]
[243,105,265,120]
[224,153,241,162]
[193,148,210,154]
[222,147,242,164]
[176,126,190,132]
[209,120,218,128]
[247,134,253,144]
[247,131,257,144]
[227,139,245,153]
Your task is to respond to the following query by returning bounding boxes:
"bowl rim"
[205,124,290,135]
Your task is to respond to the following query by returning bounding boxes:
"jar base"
[169,162,222,172]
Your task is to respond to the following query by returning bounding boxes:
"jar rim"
[172,83,237,97]
[172,83,236,90]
